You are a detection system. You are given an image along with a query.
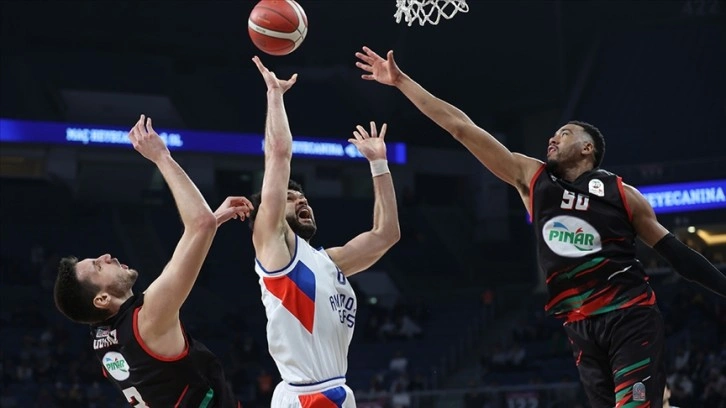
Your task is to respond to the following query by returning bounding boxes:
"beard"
[286,214,317,241]
[107,269,139,298]
[545,158,562,177]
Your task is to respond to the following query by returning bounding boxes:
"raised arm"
[624,183,726,297]
[355,46,542,193]
[128,115,217,344]
[251,56,300,271]
[325,122,400,276]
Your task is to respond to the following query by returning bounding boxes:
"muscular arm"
[138,154,217,344]
[624,184,726,297]
[252,88,296,271]
[394,74,542,192]
[326,171,400,277]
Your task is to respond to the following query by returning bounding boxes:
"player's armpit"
[622,183,670,247]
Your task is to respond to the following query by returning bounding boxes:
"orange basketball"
[248,0,308,56]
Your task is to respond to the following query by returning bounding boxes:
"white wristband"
[370,159,390,177]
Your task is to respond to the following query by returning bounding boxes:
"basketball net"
[394,0,469,26]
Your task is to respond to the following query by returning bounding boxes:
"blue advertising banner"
[637,179,726,214]
[0,118,407,164]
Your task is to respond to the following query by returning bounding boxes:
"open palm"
[252,56,298,93]
[355,46,402,87]
[349,121,387,161]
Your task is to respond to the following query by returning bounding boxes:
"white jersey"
[255,234,357,385]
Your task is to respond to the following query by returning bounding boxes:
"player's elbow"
[448,120,474,142]
[380,225,401,248]
[265,138,293,159]
[189,212,218,235]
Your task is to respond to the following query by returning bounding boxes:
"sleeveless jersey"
[90,294,238,408]
[255,235,357,384]
[529,165,656,322]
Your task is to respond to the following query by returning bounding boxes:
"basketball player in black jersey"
[54,115,249,408]
[356,47,726,408]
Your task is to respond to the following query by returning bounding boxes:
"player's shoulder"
[590,167,619,179]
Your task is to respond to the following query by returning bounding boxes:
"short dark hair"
[568,120,606,168]
[248,179,305,231]
[54,256,112,324]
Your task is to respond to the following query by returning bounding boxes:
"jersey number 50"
[560,190,589,211]
[123,387,150,407]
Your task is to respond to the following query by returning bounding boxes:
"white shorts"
[271,377,356,408]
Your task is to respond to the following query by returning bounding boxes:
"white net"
[394,0,469,26]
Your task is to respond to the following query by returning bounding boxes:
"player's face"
[546,124,591,171]
[76,253,138,298]
[285,189,317,241]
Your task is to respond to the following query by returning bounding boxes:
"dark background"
[1,1,725,407]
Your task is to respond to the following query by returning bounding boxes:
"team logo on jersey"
[94,329,118,349]
[103,351,130,381]
[329,292,356,328]
[588,179,605,197]
[542,215,602,257]
[632,382,646,401]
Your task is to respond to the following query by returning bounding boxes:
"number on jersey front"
[560,190,589,211]
[123,387,150,407]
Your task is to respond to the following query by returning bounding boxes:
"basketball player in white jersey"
[248,56,400,408]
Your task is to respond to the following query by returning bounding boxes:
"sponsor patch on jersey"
[94,329,118,349]
[588,179,605,197]
[95,326,111,337]
[542,215,602,257]
[632,381,646,401]
[103,351,130,381]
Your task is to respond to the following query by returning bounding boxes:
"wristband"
[370,159,390,177]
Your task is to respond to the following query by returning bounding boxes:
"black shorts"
[563,305,665,408]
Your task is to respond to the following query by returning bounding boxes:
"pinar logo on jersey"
[103,351,131,381]
[542,215,602,258]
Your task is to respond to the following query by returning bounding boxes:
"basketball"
[248,0,308,56]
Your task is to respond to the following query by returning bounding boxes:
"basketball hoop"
[394,0,469,26]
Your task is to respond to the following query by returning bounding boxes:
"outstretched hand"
[349,121,388,161]
[252,56,298,93]
[355,46,402,86]
[214,196,254,227]
[128,114,170,163]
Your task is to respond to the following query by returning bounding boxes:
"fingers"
[128,124,138,144]
[356,122,387,139]
[355,51,375,66]
[217,205,252,224]
[231,205,250,220]
[221,196,254,221]
[227,196,254,210]
[355,60,374,73]
[145,117,154,135]
[252,55,267,74]
[355,125,369,139]
[135,114,148,137]
[387,50,395,64]
[362,46,383,60]
[289,73,298,83]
